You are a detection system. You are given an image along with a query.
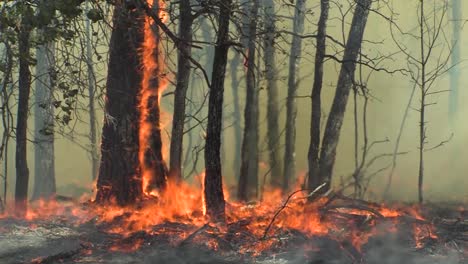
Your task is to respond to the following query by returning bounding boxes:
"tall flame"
[139,0,169,193]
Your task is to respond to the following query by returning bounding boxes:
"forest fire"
[0,0,467,263]
[1,181,463,263]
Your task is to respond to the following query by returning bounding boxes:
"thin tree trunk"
[238,0,260,201]
[33,35,56,201]
[384,81,417,198]
[95,3,144,205]
[308,0,330,193]
[230,0,249,180]
[230,53,242,180]
[263,0,282,188]
[283,0,306,190]
[169,0,193,181]
[85,0,99,181]
[418,0,426,204]
[15,14,33,215]
[204,0,233,221]
[318,0,372,192]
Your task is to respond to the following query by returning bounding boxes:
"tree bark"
[263,0,283,188]
[318,0,372,192]
[204,0,233,221]
[140,2,168,192]
[15,14,33,215]
[169,0,193,181]
[238,0,260,201]
[283,0,306,190]
[85,0,99,181]
[95,3,144,205]
[33,35,56,201]
[307,0,329,192]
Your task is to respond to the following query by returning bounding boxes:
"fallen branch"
[262,183,327,240]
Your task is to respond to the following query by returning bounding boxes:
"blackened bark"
[142,2,168,192]
[263,0,283,188]
[95,4,144,205]
[15,16,32,215]
[307,0,329,192]
[318,0,372,192]
[283,0,306,190]
[238,0,260,201]
[204,0,233,221]
[33,36,56,201]
[169,0,193,181]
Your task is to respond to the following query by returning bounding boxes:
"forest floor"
[0,200,466,264]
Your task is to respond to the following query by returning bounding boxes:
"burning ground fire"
[1,178,462,262]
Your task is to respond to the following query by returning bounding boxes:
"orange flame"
[139,0,170,193]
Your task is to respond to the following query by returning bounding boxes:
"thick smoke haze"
[0,0,466,203]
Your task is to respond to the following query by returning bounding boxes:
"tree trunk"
[283,0,306,190]
[33,35,56,201]
[263,0,282,188]
[238,0,260,201]
[318,0,372,192]
[85,0,99,181]
[204,0,233,221]
[307,0,329,192]
[140,2,168,192]
[15,14,33,215]
[230,0,249,180]
[169,0,193,181]
[95,3,144,205]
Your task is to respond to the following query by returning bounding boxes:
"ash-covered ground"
[0,203,466,264]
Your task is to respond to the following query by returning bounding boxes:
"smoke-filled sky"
[2,0,467,203]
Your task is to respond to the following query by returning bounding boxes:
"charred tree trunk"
[85,0,99,181]
[15,14,33,215]
[33,35,56,201]
[204,0,233,221]
[283,0,305,190]
[307,0,329,192]
[238,0,260,201]
[318,0,372,192]
[263,0,282,188]
[140,2,168,192]
[95,3,144,205]
[169,0,193,181]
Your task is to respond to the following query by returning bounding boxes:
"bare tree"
[238,0,260,201]
[33,28,56,201]
[317,0,372,193]
[308,0,330,193]
[169,0,193,181]
[263,0,283,188]
[204,0,233,221]
[85,0,99,181]
[283,0,306,190]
